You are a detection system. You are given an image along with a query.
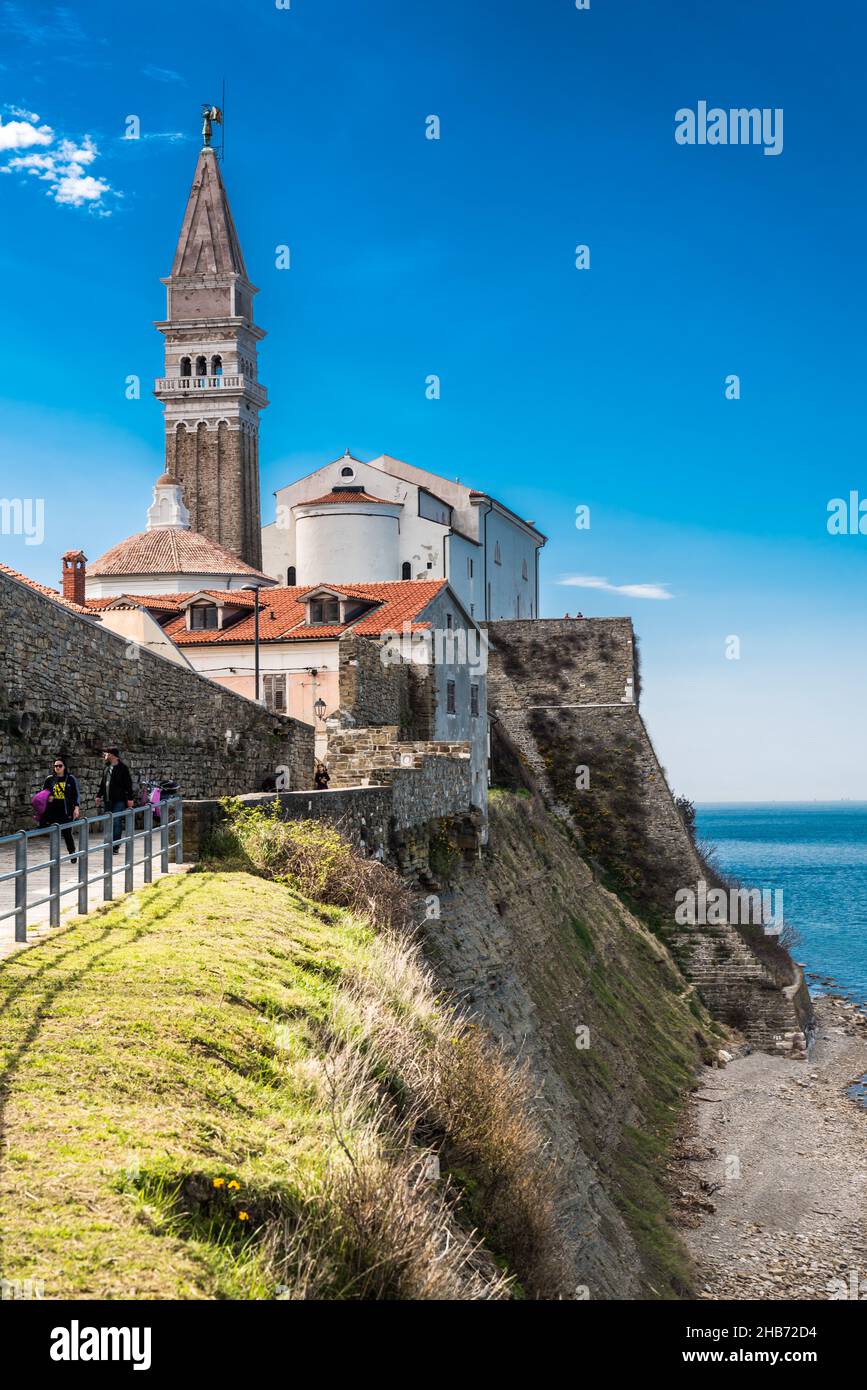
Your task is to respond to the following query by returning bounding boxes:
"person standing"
[39,756,81,861]
[96,747,135,854]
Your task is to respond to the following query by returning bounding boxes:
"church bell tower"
[154,109,266,569]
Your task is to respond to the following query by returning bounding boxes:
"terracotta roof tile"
[162,580,447,645]
[85,594,188,613]
[88,527,270,580]
[298,489,399,507]
[0,561,96,617]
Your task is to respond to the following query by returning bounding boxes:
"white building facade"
[262,451,545,622]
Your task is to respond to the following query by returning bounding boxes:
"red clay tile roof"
[161,580,447,645]
[88,527,270,579]
[0,561,96,617]
[297,489,399,507]
[85,594,188,613]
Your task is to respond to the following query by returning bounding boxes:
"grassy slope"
[0,871,367,1298]
[0,846,563,1301]
[0,798,718,1300]
[441,791,723,1297]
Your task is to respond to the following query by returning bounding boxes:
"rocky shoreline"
[672,995,867,1300]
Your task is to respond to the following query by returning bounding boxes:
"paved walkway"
[0,826,186,961]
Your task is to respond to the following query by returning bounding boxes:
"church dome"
[89,527,269,580]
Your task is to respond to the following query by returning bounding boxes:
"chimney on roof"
[61,550,87,606]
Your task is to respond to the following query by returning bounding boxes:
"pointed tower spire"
[153,119,267,570]
[170,145,247,280]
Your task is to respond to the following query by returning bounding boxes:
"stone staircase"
[674,921,810,1058]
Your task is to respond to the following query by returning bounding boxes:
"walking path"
[0,829,187,961]
[674,996,867,1299]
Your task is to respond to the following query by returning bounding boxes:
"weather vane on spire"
[201,103,223,148]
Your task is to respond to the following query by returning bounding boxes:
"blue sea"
[694,804,867,1008]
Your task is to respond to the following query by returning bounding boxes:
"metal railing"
[0,797,183,944]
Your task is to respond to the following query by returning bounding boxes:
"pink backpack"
[31,789,51,823]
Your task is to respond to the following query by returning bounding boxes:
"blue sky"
[1,0,865,800]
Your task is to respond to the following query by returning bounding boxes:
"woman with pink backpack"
[34,756,81,861]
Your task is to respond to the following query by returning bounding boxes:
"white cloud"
[1,115,115,210]
[53,169,109,205]
[4,104,40,121]
[121,130,187,144]
[558,575,673,601]
[0,114,53,150]
[142,64,182,83]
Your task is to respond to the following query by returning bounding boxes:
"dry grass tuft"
[212,800,412,934]
[333,929,569,1299]
[261,1051,509,1300]
[211,803,570,1297]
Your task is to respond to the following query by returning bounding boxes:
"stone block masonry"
[183,754,480,878]
[337,635,434,737]
[326,726,470,786]
[0,567,313,832]
[484,616,813,1056]
[183,725,476,874]
[486,617,636,710]
[183,786,394,864]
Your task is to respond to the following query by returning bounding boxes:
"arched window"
[401,561,412,581]
[341,464,355,480]
[195,355,207,377]
[211,355,223,377]
[180,356,192,378]
[287,566,296,586]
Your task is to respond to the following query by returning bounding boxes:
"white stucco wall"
[262,453,542,620]
[179,638,339,728]
[483,507,538,620]
[294,503,401,585]
[96,609,194,668]
[86,571,277,599]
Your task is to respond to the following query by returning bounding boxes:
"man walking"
[96,747,135,854]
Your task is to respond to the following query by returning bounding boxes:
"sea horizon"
[696,799,867,806]
[694,802,867,1009]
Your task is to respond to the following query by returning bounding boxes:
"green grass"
[0,871,374,1299]
[0,840,566,1301]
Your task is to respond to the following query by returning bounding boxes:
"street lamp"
[313,697,326,722]
[241,584,264,702]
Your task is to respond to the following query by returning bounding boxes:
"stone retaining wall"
[183,786,393,862]
[337,634,434,736]
[183,746,479,875]
[484,615,813,1055]
[0,567,314,832]
[485,617,636,708]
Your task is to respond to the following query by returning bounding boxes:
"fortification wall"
[0,567,314,832]
[326,725,474,835]
[486,617,636,709]
[484,616,811,1056]
[183,744,479,879]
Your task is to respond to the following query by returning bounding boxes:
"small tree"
[674,794,696,842]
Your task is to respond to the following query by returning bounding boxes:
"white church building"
[262,451,546,623]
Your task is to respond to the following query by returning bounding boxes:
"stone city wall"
[0,566,313,832]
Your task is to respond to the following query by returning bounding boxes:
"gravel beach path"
[675,997,867,1300]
